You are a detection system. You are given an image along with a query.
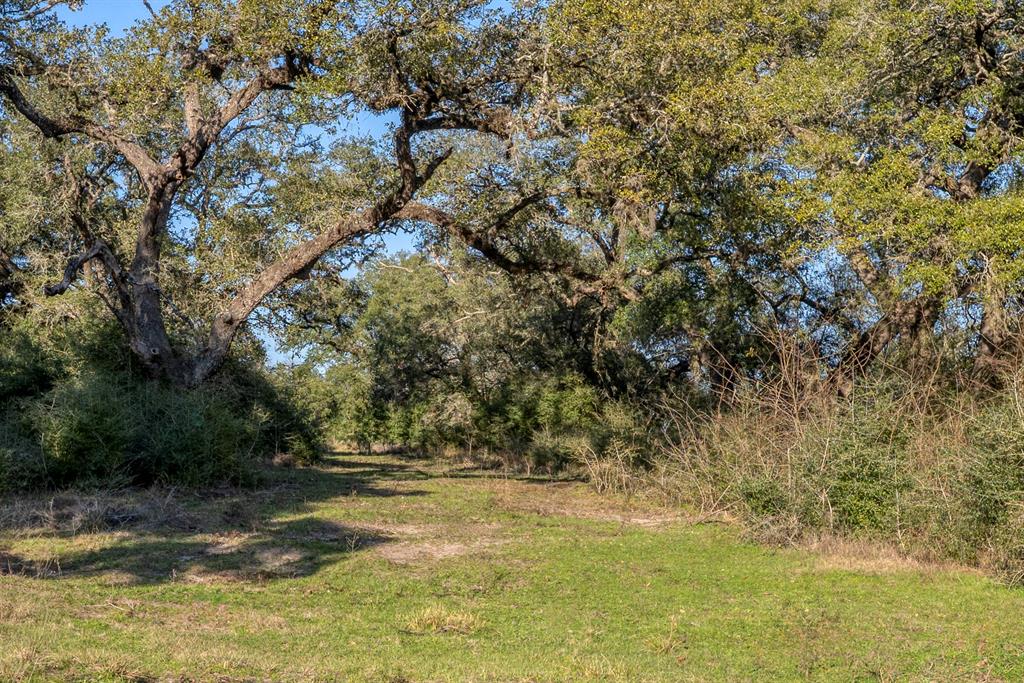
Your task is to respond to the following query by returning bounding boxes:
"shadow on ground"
[0,452,438,585]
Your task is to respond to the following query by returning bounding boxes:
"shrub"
[802,395,913,534]
[637,371,1024,584]
[0,442,47,495]
[19,371,260,488]
[739,476,788,518]
[0,325,54,402]
[0,363,324,491]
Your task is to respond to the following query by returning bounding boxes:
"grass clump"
[405,605,482,635]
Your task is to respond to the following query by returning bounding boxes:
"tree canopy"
[3,0,1024,395]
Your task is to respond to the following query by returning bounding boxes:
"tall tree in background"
[503,0,833,392]
[773,0,1024,384]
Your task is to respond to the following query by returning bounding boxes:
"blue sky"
[55,0,154,33]
[57,0,421,365]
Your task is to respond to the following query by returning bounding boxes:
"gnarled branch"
[44,239,123,297]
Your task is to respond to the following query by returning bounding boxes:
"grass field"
[1,452,1023,682]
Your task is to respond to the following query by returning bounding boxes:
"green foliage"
[23,371,261,488]
[791,391,914,533]
[281,254,626,469]
[0,438,46,494]
[739,477,789,518]
[536,375,600,434]
[0,319,323,491]
[943,400,1024,568]
[0,323,52,401]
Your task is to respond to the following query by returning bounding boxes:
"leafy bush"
[802,395,914,534]
[0,441,47,495]
[14,371,257,487]
[0,361,324,492]
[0,324,54,402]
[739,476,788,518]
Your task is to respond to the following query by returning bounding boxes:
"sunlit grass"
[1,453,1022,681]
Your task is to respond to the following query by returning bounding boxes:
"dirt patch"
[488,480,689,527]
[353,520,507,565]
[253,545,308,568]
[203,532,256,556]
[361,478,689,564]
[378,538,504,564]
[352,522,443,537]
[184,544,315,582]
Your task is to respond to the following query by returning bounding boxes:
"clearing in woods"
[1,452,1023,682]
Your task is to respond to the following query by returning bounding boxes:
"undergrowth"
[0,324,323,491]
[588,365,1024,586]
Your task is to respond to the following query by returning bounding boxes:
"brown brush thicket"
[608,340,1024,586]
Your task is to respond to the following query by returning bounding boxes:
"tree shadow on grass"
[0,453,432,585]
[330,449,586,484]
[1,517,391,584]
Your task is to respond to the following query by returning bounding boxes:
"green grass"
[1,453,1023,682]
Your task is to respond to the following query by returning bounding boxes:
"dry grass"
[378,538,504,564]
[405,605,482,634]
[0,487,192,538]
[796,532,977,576]
[486,476,689,527]
[615,353,1024,585]
[647,614,689,657]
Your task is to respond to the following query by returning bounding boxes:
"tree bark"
[832,295,939,395]
[3,29,518,387]
[974,272,1010,382]
[125,185,181,379]
[1,53,336,386]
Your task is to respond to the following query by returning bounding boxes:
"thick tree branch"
[397,196,601,285]
[0,72,163,184]
[185,145,455,386]
[43,239,123,297]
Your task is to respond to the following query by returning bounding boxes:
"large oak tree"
[0,0,538,386]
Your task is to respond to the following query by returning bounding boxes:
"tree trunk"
[974,276,1009,382]
[832,295,939,395]
[125,187,183,382]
